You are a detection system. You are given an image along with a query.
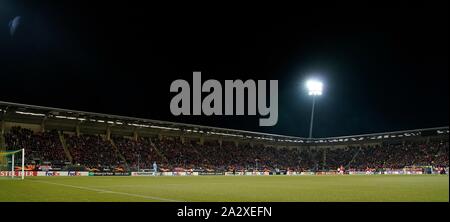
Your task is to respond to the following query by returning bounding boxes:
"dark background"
[0,1,448,137]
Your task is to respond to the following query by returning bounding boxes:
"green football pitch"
[0,175,448,202]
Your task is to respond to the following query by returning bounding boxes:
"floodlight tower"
[306,79,323,138]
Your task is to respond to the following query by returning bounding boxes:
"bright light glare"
[306,80,323,96]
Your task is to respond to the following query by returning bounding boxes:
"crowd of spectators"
[349,141,449,170]
[113,136,165,170]
[150,139,304,171]
[142,138,449,171]
[65,134,123,169]
[4,127,67,164]
[3,127,449,172]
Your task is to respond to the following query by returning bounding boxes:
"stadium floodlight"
[306,80,323,96]
[305,79,323,138]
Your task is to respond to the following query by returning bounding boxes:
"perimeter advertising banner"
[0,171,89,176]
[348,171,375,175]
[131,172,158,176]
[198,172,225,176]
[0,171,38,177]
[382,170,423,175]
[38,171,90,176]
[224,172,269,176]
[173,171,199,176]
[130,172,199,176]
[89,172,131,176]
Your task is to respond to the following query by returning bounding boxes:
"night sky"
[0,1,448,137]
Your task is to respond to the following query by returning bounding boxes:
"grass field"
[0,175,448,202]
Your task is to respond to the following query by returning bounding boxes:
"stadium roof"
[0,101,448,145]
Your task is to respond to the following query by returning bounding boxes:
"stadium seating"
[3,127,449,172]
[4,127,68,164]
[65,134,123,170]
[113,136,165,170]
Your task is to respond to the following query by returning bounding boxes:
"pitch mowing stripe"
[28,179,183,202]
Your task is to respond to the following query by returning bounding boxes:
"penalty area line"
[28,179,183,202]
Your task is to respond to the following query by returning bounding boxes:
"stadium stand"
[4,127,68,167]
[113,136,165,170]
[2,126,448,172]
[0,101,448,173]
[65,134,124,170]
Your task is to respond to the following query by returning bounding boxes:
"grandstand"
[0,101,448,174]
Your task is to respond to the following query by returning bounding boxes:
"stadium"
[1,2,449,214]
[0,101,448,202]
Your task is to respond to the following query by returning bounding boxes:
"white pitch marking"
[29,179,183,202]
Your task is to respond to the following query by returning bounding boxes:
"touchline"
[170,72,278,126]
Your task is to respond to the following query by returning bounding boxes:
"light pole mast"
[306,79,323,139]
[308,96,316,138]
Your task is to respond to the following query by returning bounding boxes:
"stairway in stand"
[109,139,128,168]
[58,131,73,163]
